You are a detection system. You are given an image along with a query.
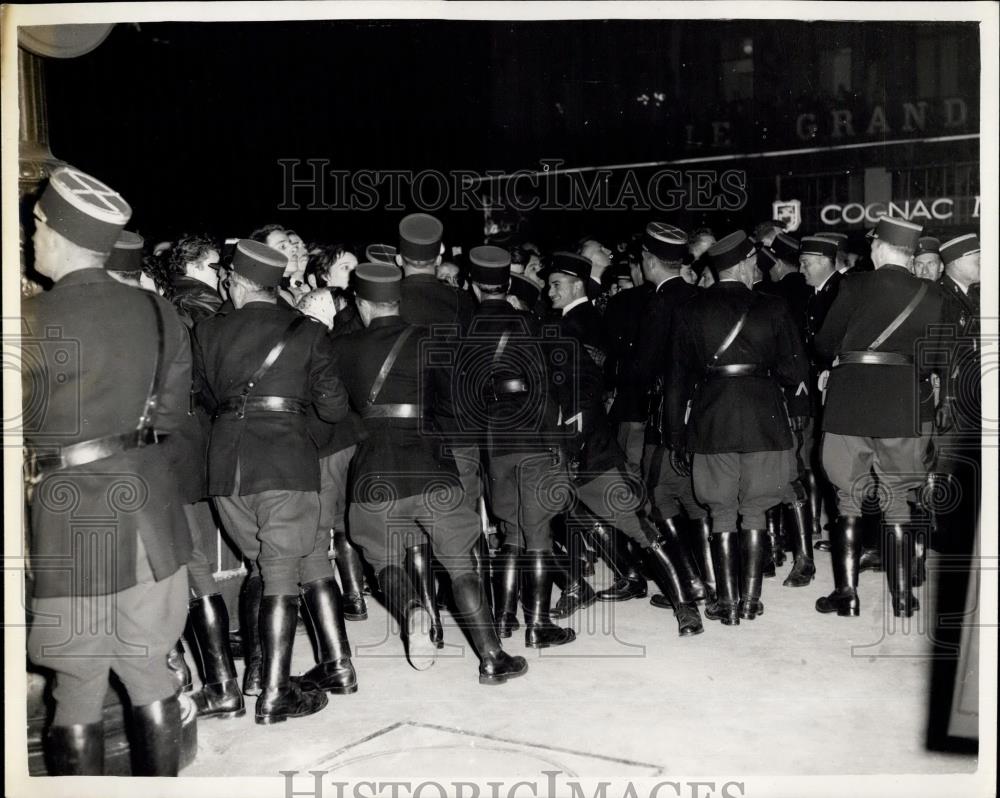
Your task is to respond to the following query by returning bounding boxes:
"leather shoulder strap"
[137,292,166,431]
[868,283,928,351]
[709,296,754,367]
[493,331,511,366]
[367,326,416,406]
[242,315,309,398]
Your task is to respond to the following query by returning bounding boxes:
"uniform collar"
[241,300,280,310]
[53,267,115,288]
[561,295,591,316]
[815,270,837,293]
[656,275,681,291]
[368,315,407,330]
[879,264,912,275]
[403,273,438,283]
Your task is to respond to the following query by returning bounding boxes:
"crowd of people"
[22,165,981,775]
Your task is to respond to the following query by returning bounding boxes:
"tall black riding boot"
[705,531,740,625]
[406,543,444,649]
[804,469,825,538]
[586,523,647,602]
[815,516,861,616]
[46,723,104,775]
[299,577,358,694]
[255,595,329,725]
[551,523,597,619]
[764,505,785,577]
[451,572,528,685]
[688,517,717,602]
[378,564,437,671]
[783,501,817,587]
[130,695,181,775]
[649,515,707,606]
[859,508,884,572]
[240,573,264,696]
[643,537,704,636]
[521,550,576,648]
[738,528,766,619]
[886,524,920,617]
[167,640,192,693]
[493,543,522,638]
[333,532,369,621]
[472,536,497,613]
[186,594,245,719]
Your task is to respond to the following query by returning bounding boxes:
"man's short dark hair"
[249,223,284,243]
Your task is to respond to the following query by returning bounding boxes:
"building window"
[719,37,754,101]
[820,48,852,98]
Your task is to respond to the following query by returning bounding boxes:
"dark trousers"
[487,450,564,551]
[183,500,220,599]
[28,540,188,725]
[318,445,357,542]
[214,466,330,596]
[821,432,926,521]
[692,450,787,532]
[575,468,652,546]
[643,443,707,520]
[348,486,481,576]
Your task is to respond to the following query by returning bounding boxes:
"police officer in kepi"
[396,212,480,646]
[546,252,706,637]
[800,235,845,543]
[332,263,528,685]
[627,223,714,608]
[814,216,949,619]
[24,168,194,775]
[193,240,355,725]
[668,231,810,626]
[456,245,576,649]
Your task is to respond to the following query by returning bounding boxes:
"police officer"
[396,213,480,643]
[193,240,354,724]
[626,223,713,607]
[332,263,528,683]
[457,246,576,648]
[547,253,706,637]
[668,232,810,625]
[914,236,944,283]
[24,168,192,774]
[815,216,949,618]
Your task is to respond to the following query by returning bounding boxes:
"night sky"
[41,19,978,251]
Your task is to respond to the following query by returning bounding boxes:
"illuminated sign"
[772,199,802,232]
[819,197,980,226]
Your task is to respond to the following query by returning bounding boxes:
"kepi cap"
[708,231,756,271]
[35,166,132,254]
[468,245,511,284]
[366,243,398,266]
[509,272,540,307]
[866,216,922,250]
[398,213,444,261]
[641,221,687,261]
[915,236,941,257]
[231,239,287,287]
[355,262,402,302]
[815,232,848,250]
[939,233,980,265]
[799,236,838,261]
[544,251,592,282]
[770,232,800,263]
[105,230,144,272]
[756,246,778,271]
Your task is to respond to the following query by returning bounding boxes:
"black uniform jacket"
[306,301,369,459]
[23,270,193,597]
[400,273,476,334]
[805,270,844,364]
[455,298,562,455]
[603,282,654,423]
[553,300,626,479]
[171,274,223,327]
[938,273,980,431]
[816,264,948,439]
[669,280,809,454]
[192,301,349,495]
[768,272,812,341]
[625,276,699,443]
[331,315,460,503]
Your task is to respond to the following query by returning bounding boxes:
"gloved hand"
[789,415,808,432]
[935,396,954,434]
[669,446,691,477]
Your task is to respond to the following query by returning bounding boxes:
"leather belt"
[361,403,421,420]
[214,395,307,419]
[834,351,914,367]
[30,428,168,476]
[706,364,771,378]
[489,378,529,399]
